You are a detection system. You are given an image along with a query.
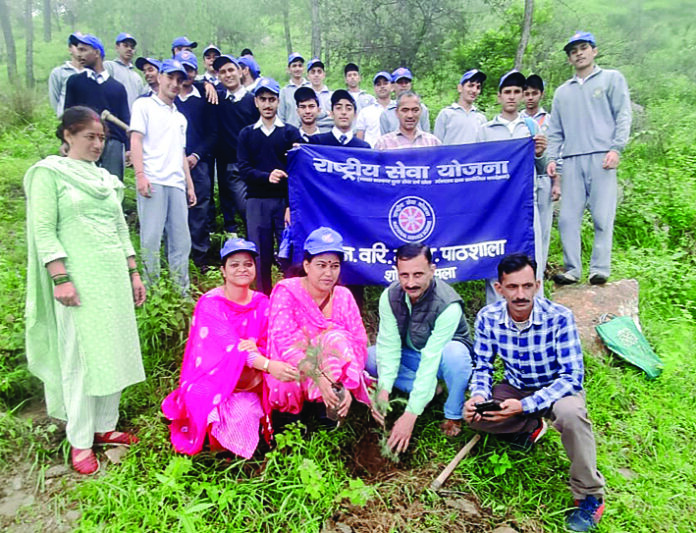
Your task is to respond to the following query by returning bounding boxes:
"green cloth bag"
[595,315,663,379]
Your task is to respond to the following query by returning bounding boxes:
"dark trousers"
[99,138,124,181]
[246,197,285,295]
[219,161,247,234]
[207,159,218,233]
[188,160,211,266]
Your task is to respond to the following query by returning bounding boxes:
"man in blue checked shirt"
[464,253,605,532]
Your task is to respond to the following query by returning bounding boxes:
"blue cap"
[135,57,161,71]
[460,69,486,85]
[67,31,84,46]
[238,55,260,77]
[304,227,344,256]
[171,36,198,50]
[373,71,392,84]
[115,32,136,45]
[498,69,526,90]
[220,237,258,260]
[288,52,304,65]
[253,77,280,96]
[391,67,413,82]
[213,54,239,71]
[71,33,105,58]
[203,44,221,56]
[174,50,198,70]
[307,57,325,72]
[159,58,187,76]
[564,31,596,53]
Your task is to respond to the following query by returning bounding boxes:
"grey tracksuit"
[546,66,632,279]
[477,115,549,305]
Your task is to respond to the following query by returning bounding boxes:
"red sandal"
[71,447,100,475]
[94,431,139,447]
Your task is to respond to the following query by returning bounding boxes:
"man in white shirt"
[130,59,197,295]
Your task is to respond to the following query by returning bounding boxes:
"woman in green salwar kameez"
[24,106,147,474]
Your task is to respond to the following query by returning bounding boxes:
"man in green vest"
[366,242,474,452]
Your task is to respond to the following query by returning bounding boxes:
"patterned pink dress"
[266,277,372,413]
[161,288,271,458]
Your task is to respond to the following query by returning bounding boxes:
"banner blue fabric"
[287,139,535,285]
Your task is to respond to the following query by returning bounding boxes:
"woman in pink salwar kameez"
[162,239,298,458]
[267,227,372,419]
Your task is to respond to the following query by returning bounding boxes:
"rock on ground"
[552,279,640,354]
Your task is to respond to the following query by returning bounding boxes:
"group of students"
[48,29,632,303]
[34,29,633,532]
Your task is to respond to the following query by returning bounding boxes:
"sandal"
[94,431,139,447]
[71,447,100,475]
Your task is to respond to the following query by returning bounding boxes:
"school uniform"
[433,103,487,145]
[64,69,130,181]
[48,61,83,116]
[306,127,371,148]
[546,66,632,280]
[477,114,548,304]
[175,82,218,266]
[237,117,303,295]
[130,95,191,293]
[104,59,145,110]
[355,101,392,147]
[215,86,260,233]
[348,89,376,115]
[278,78,311,127]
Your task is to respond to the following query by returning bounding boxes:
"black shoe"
[553,272,579,285]
[508,418,548,452]
[589,273,608,285]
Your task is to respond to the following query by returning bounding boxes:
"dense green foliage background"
[0,0,695,531]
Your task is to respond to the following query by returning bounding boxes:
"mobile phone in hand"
[475,400,502,414]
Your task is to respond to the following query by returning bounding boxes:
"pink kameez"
[162,288,271,458]
[266,277,372,413]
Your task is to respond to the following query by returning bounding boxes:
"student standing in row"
[136,57,161,96]
[476,70,548,305]
[355,71,393,147]
[434,69,487,145]
[104,32,144,110]
[199,44,221,86]
[174,51,218,270]
[307,90,370,148]
[343,63,376,114]
[214,55,260,236]
[278,53,311,127]
[547,31,632,286]
[294,86,323,141]
[237,78,303,295]
[239,55,262,94]
[130,59,197,295]
[64,34,130,182]
[48,32,84,117]
[307,58,333,132]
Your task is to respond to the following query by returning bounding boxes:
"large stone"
[491,526,519,533]
[552,279,640,355]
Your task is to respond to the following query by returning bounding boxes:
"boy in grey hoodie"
[546,31,632,286]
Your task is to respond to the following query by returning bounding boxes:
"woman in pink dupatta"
[267,227,371,418]
[162,239,298,458]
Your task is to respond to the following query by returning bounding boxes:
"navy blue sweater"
[216,90,260,165]
[175,81,218,161]
[64,72,130,146]
[237,123,303,199]
[307,132,371,148]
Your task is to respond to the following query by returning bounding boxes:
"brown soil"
[324,467,507,533]
[0,402,82,532]
[347,428,401,479]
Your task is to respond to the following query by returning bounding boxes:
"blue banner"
[287,139,535,285]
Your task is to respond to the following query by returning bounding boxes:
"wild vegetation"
[0,0,695,531]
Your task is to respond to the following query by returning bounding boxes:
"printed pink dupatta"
[266,277,372,413]
[161,288,271,457]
